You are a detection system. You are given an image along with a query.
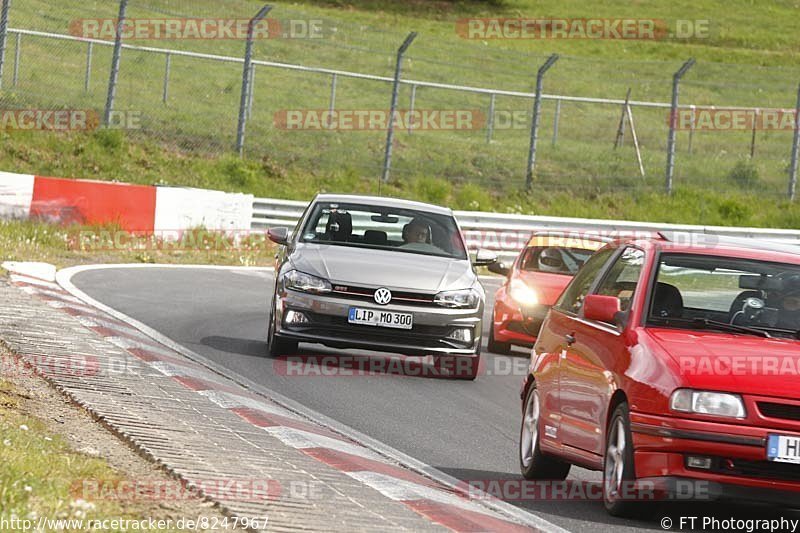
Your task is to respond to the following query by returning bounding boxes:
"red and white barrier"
[0,171,253,233]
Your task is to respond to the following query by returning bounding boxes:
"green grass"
[1,0,799,227]
[0,379,186,531]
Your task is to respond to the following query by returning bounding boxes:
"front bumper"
[275,289,482,356]
[630,411,800,502]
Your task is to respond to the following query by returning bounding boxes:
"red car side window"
[556,248,616,315]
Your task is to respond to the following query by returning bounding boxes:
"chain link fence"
[2,0,800,198]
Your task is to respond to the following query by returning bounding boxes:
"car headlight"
[508,278,538,306]
[434,288,480,309]
[282,269,332,294]
[670,389,746,419]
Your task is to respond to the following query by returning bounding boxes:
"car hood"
[290,243,476,292]
[646,328,800,400]
[517,271,573,306]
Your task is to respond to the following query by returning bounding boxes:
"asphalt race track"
[73,267,800,533]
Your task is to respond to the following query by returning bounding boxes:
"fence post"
[84,42,93,92]
[236,4,271,157]
[486,93,496,143]
[11,30,18,86]
[665,58,695,195]
[526,54,559,191]
[552,98,561,146]
[103,0,129,126]
[381,31,417,184]
[162,52,171,104]
[408,83,416,134]
[0,0,11,90]
[247,64,256,118]
[788,83,800,201]
[328,73,337,128]
[687,104,695,154]
[749,108,759,159]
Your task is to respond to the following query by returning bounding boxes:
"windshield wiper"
[691,318,771,338]
[650,316,771,338]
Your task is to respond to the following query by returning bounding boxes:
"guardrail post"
[0,0,11,90]
[665,58,695,195]
[526,54,559,191]
[104,0,128,126]
[381,31,417,185]
[789,83,800,200]
[236,4,272,157]
[84,42,93,92]
[162,52,171,104]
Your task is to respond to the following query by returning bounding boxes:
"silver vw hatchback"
[266,194,495,379]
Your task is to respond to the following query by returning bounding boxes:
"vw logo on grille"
[374,288,392,305]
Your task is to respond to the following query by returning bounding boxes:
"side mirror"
[473,249,497,266]
[488,260,511,276]
[583,294,621,324]
[267,227,290,246]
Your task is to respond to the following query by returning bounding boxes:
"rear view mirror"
[488,261,511,276]
[584,294,622,324]
[474,249,497,266]
[267,227,289,245]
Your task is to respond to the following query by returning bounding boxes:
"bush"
[415,177,451,205]
[728,160,759,188]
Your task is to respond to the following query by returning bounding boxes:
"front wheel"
[267,308,298,357]
[603,402,652,518]
[519,386,571,480]
[487,321,512,355]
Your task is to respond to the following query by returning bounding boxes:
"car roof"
[312,194,453,216]
[619,232,800,264]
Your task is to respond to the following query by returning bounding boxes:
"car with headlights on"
[266,194,496,380]
[487,231,610,354]
[519,232,800,516]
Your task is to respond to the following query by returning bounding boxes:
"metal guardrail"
[251,197,800,258]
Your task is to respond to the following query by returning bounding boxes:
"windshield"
[299,202,468,260]
[648,253,800,339]
[519,246,598,275]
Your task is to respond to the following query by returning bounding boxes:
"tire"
[603,402,653,518]
[519,386,571,480]
[487,319,512,355]
[267,308,298,357]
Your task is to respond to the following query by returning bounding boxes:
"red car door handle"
[565,333,576,346]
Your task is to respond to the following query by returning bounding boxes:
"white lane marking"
[56,263,565,532]
[148,361,228,384]
[264,426,382,462]
[347,471,496,516]
[43,299,105,315]
[197,390,299,419]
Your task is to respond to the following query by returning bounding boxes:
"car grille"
[330,284,437,307]
[757,402,800,422]
[288,312,465,349]
[710,457,800,483]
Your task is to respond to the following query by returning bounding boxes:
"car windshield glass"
[648,253,800,340]
[299,201,468,260]
[520,246,597,274]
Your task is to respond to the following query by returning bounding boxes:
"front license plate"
[767,434,800,464]
[348,307,413,330]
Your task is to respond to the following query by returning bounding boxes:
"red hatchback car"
[519,233,800,516]
[488,231,609,354]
